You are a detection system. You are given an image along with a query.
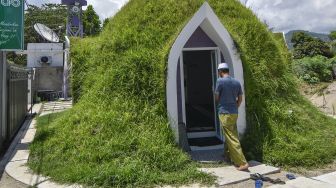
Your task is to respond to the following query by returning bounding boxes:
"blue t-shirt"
[215,76,243,114]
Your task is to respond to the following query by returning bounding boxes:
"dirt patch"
[301,81,336,116]
[286,161,336,177]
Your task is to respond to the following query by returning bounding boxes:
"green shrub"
[294,56,332,82]
[330,56,336,65]
[29,0,336,187]
[293,56,333,83]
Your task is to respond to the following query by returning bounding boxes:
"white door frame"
[180,47,222,139]
[166,2,246,144]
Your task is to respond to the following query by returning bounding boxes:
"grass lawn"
[29,110,214,187]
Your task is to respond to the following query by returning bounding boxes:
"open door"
[181,49,223,148]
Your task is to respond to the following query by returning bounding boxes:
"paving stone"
[312,172,336,185]
[30,119,37,128]
[162,184,214,188]
[199,161,280,186]
[32,104,43,114]
[20,128,36,144]
[6,159,48,186]
[249,161,281,175]
[9,150,29,162]
[200,166,250,185]
[268,177,335,188]
[38,181,82,188]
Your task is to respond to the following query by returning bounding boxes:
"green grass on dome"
[29,0,336,187]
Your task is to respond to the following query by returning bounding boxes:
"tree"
[291,32,333,59]
[103,18,110,29]
[330,31,336,41]
[83,5,101,36]
[292,32,313,48]
[330,31,336,56]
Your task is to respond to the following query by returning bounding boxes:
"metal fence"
[7,65,29,142]
[0,59,28,151]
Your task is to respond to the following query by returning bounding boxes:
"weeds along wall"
[29,0,336,187]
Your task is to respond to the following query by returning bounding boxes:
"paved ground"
[200,161,280,186]
[0,172,27,188]
[0,104,43,188]
[40,100,72,116]
[224,171,291,188]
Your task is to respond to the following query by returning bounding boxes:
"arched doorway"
[166,2,246,151]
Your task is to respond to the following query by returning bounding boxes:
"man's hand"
[215,93,220,104]
[237,95,242,107]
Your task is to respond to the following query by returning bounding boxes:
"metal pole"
[0,51,3,143]
[31,68,33,115]
[0,51,7,143]
[63,36,70,100]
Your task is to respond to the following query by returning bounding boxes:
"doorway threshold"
[189,149,225,163]
[188,136,224,151]
[187,131,217,138]
[190,144,224,151]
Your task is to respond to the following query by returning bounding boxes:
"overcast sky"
[28,0,336,34]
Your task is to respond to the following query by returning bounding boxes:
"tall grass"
[29,0,336,187]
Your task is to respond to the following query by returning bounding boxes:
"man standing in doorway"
[215,63,249,171]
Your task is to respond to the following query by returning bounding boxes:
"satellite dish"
[34,23,60,43]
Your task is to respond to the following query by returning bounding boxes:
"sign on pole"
[0,0,24,50]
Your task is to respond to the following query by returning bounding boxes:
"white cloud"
[85,0,129,19]
[242,0,336,33]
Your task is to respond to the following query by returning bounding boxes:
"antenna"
[34,23,60,43]
[62,0,87,37]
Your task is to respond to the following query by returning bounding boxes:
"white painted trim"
[187,131,217,138]
[166,2,246,143]
[180,54,186,123]
[183,47,219,51]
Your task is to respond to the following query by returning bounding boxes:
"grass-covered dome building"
[29,0,336,187]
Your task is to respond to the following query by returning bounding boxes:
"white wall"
[27,43,64,68]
